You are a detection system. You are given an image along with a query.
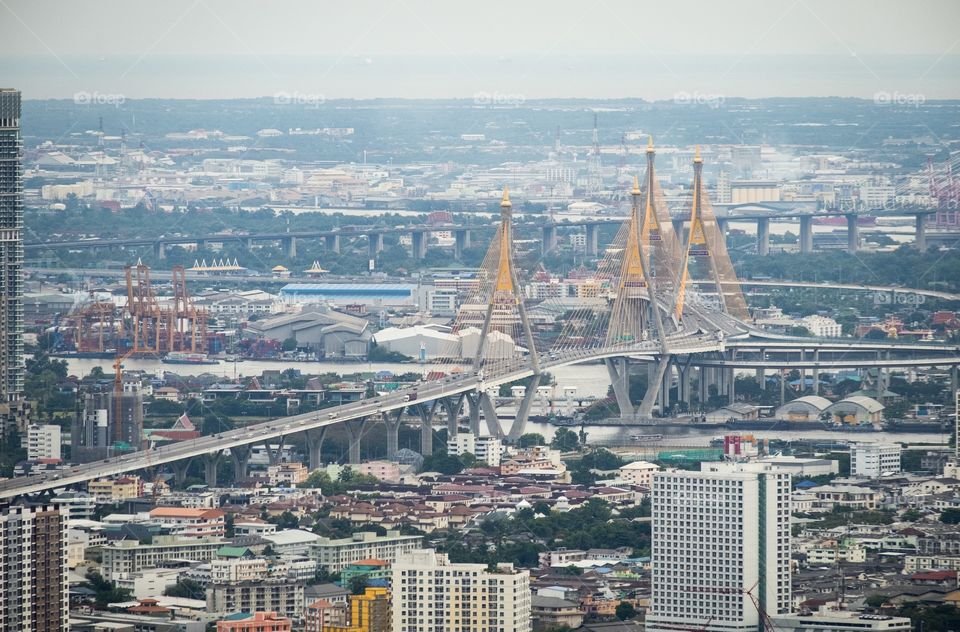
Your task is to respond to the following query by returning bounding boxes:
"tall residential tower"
[648,462,792,632]
[0,89,26,436]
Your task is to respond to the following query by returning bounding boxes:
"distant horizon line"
[16,95,960,103]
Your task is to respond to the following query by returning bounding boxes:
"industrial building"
[279,283,417,307]
[775,395,831,421]
[245,307,371,358]
[826,396,885,426]
[372,325,457,360]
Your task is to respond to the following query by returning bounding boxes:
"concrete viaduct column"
[417,402,439,455]
[585,224,599,255]
[153,242,166,260]
[367,233,384,258]
[380,411,401,460]
[508,374,542,442]
[171,459,191,487]
[799,216,813,254]
[282,236,297,258]
[230,444,253,480]
[605,358,633,419]
[951,365,959,400]
[915,214,927,251]
[454,229,471,261]
[717,218,729,241]
[846,214,860,254]
[639,356,672,418]
[265,437,286,466]
[304,427,327,470]
[478,392,502,439]
[197,239,207,251]
[757,218,770,256]
[542,225,558,254]
[411,231,428,259]
[325,234,341,253]
[441,395,465,435]
[812,350,820,396]
[241,237,253,250]
[204,453,221,487]
[465,392,482,436]
[343,418,367,464]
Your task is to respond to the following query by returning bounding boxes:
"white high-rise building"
[648,462,792,632]
[447,433,504,467]
[25,424,61,460]
[393,549,531,632]
[850,443,901,478]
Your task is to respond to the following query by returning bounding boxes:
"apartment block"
[310,530,422,573]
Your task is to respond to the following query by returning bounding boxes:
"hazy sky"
[2,0,959,99]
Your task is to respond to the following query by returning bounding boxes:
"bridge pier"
[698,366,709,405]
[241,237,253,250]
[204,453,221,487]
[915,214,927,251]
[230,444,253,480]
[441,395,465,435]
[726,368,735,403]
[756,368,765,391]
[799,349,806,394]
[639,356,671,418]
[382,411,402,460]
[658,361,672,413]
[343,418,367,464]
[508,374,541,442]
[846,214,860,254]
[952,365,959,399]
[265,437,286,466]
[171,459,191,487]
[812,350,820,395]
[368,233,384,258]
[466,392,482,435]
[454,229,471,261]
[282,236,297,258]
[780,371,786,406]
[197,239,207,251]
[542,225,558,254]
[478,392,502,439]
[325,234,341,253]
[304,427,327,470]
[605,358,634,418]
[757,218,770,256]
[153,242,166,260]
[585,224,599,255]
[412,231,428,259]
[417,401,439,455]
[717,218,729,240]
[799,216,813,254]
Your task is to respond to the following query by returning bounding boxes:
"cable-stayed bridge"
[3,145,958,499]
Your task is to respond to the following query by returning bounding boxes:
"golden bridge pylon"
[605,173,667,349]
[639,137,683,302]
[674,147,750,322]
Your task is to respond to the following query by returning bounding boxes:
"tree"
[615,601,638,620]
[865,594,887,609]
[940,508,960,524]
[164,578,205,600]
[550,428,580,452]
[349,575,368,595]
[282,337,298,352]
[518,433,545,448]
